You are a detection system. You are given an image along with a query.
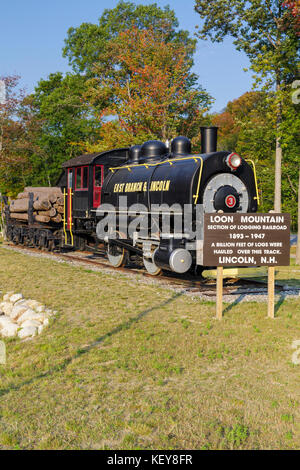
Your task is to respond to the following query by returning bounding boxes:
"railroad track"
[3,242,297,297]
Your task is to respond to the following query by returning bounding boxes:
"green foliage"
[195,0,299,225]
[195,0,299,89]
[30,72,101,185]
[210,89,299,228]
[63,1,195,75]
[0,75,45,195]
[84,25,212,150]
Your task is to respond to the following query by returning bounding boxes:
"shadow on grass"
[0,292,182,397]
[274,293,288,316]
[222,294,246,315]
[222,291,292,318]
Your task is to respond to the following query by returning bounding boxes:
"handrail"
[68,188,74,246]
[62,188,67,245]
[245,159,260,206]
[109,155,202,172]
[109,156,204,206]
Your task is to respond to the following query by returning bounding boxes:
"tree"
[296,170,300,265]
[211,92,262,151]
[83,25,212,151]
[31,72,101,184]
[283,1,300,35]
[63,1,195,76]
[0,75,45,195]
[210,88,300,231]
[194,0,299,212]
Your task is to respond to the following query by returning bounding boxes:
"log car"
[3,148,129,251]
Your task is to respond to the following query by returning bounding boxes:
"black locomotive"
[3,127,259,275]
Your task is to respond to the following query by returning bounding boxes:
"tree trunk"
[274,81,282,212]
[296,169,300,265]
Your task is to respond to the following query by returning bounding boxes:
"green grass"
[0,246,299,449]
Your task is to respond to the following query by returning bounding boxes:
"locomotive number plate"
[203,213,291,266]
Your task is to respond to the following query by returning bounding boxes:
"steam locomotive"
[3,127,259,275]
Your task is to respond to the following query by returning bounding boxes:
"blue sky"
[0,0,253,112]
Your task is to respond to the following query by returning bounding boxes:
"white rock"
[0,302,13,316]
[18,326,37,339]
[10,304,28,321]
[26,300,43,310]
[14,299,28,307]
[3,292,14,301]
[38,324,44,335]
[35,305,45,313]
[21,319,41,329]
[1,322,19,337]
[0,316,13,329]
[9,293,23,304]
[17,309,39,325]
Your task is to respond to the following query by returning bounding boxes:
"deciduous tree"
[31,72,101,184]
[0,75,45,195]
[84,26,211,150]
[63,1,195,76]
[195,0,299,212]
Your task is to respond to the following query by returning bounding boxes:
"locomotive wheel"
[143,256,162,276]
[45,239,55,252]
[106,231,128,268]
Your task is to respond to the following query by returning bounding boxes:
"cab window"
[75,166,88,190]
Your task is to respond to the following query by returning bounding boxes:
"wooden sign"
[203,213,291,267]
[203,212,291,320]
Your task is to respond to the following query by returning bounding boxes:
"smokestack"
[200,126,218,154]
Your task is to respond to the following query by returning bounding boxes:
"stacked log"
[9,187,64,225]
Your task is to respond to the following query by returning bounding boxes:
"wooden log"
[17,192,29,199]
[56,196,64,205]
[51,214,62,224]
[16,190,62,201]
[49,207,57,217]
[35,214,50,223]
[25,187,62,196]
[37,208,57,218]
[48,194,58,204]
[54,204,64,214]
[10,213,29,221]
[33,198,51,211]
[10,198,29,212]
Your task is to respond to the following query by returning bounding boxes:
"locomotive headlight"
[225,153,242,170]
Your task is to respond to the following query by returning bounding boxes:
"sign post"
[216,266,223,320]
[203,213,291,319]
[268,267,275,319]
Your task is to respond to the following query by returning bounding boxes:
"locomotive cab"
[61,148,129,247]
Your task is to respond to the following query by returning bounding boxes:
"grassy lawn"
[0,246,299,450]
